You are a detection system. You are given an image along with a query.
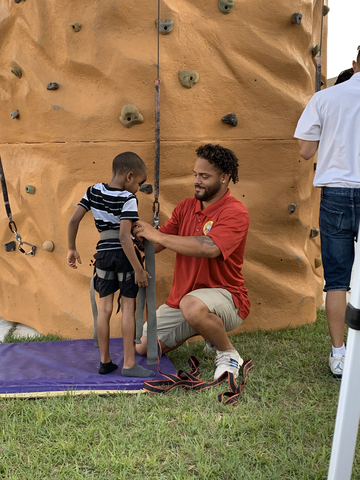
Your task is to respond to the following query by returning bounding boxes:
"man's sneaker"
[329,353,345,379]
[203,339,217,356]
[214,349,243,380]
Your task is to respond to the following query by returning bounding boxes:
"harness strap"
[135,240,158,365]
[100,230,119,240]
[143,348,254,406]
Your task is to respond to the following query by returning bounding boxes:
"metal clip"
[18,241,36,256]
[153,200,160,229]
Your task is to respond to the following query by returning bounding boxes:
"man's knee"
[135,336,147,356]
[179,295,209,328]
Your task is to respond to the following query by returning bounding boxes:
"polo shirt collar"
[195,189,231,214]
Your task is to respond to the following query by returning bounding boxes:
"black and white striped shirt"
[79,183,139,251]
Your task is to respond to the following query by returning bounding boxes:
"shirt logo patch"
[203,221,214,235]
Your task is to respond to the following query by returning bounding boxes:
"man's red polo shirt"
[159,189,250,320]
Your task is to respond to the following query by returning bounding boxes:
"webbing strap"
[143,352,254,406]
[0,156,12,222]
[100,230,119,240]
[90,275,99,348]
[135,240,158,365]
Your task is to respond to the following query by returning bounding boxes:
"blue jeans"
[320,187,360,292]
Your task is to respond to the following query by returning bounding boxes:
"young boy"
[67,151,155,377]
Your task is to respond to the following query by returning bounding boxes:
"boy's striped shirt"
[79,183,138,251]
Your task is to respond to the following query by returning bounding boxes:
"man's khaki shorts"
[142,288,243,348]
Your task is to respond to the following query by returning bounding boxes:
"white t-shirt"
[294,72,360,188]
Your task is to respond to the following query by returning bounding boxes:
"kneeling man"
[134,144,250,379]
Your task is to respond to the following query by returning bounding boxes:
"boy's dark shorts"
[93,249,139,299]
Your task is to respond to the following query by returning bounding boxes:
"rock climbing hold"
[14,0,21,3]
[315,256,322,268]
[43,240,55,252]
[25,185,36,194]
[10,66,22,79]
[71,23,82,32]
[291,13,302,25]
[119,105,144,128]
[11,110,19,119]
[314,163,317,171]
[289,203,296,214]
[310,228,319,238]
[155,19,174,35]
[312,45,320,57]
[4,241,16,252]
[323,5,330,16]
[178,70,199,89]
[222,113,238,127]
[219,0,234,14]
[47,82,59,90]
[139,184,153,194]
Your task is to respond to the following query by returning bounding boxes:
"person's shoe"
[214,349,243,380]
[329,353,345,379]
[203,339,217,356]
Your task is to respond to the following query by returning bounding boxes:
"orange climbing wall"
[0,1,326,338]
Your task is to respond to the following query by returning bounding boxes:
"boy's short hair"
[357,45,360,65]
[112,152,146,176]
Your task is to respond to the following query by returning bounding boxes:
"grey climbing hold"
[47,82,59,90]
[312,45,320,57]
[10,66,22,79]
[71,23,82,32]
[11,110,19,119]
[310,228,320,238]
[25,185,36,194]
[222,113,238,127]
[291,13,302,25]
[4,241,16,252]
[323,5,330,16]
[219,0,234,14]
[178,70,199,89]
[155,19,173,35]
[119,105,144,128]
[289,203,296,214]
[139,184,153,194]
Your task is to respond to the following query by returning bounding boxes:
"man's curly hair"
[195,144,239,184]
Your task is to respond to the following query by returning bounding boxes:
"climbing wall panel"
[0,0,326,337]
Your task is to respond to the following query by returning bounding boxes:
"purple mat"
[0,338,176,395]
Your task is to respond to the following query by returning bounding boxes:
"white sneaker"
[329,353,345,379]
[214,349,243,380]
[203,339,217,356]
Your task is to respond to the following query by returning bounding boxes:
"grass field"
[0,310,358,479]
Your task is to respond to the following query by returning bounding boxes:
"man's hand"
[135,268,151,288]
[67,249,82,269]
[133,220,162,244]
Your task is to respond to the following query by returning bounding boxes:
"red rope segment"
[143,345,254,406]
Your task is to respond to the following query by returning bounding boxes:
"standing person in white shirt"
[294,47,360,380]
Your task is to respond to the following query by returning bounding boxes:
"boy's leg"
[121,296,155,377]
[97,293,114,364]
[121,296,136,369]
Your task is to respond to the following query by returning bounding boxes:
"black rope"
[0,156,36,256]
[0,156,13,223]
[153,0,161,228]
[315,0,325,93]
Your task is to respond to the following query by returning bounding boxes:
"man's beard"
[194,180,221,202]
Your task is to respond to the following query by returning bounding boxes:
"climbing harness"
[315,0,325,93]
[143,344,254,406]
[90,233,158,366]
[0,156,36,256]
[153,0,161,229]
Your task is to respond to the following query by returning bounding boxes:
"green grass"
[1,310,358,479]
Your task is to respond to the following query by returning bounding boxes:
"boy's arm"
[67,205,87,269]
[119,219,150,288]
